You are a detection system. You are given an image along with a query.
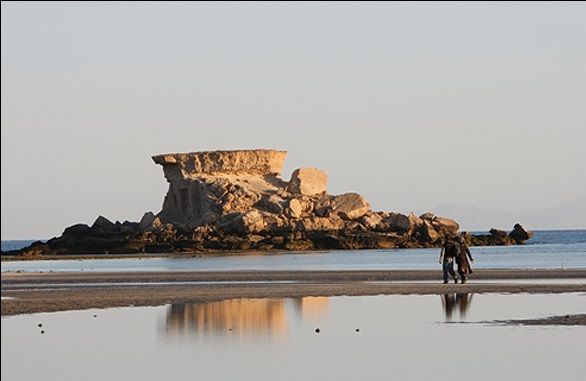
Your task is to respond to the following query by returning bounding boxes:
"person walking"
[456,234,474,284]
[439,236,459,284]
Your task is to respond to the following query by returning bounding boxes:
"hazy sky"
[2,2,586,239]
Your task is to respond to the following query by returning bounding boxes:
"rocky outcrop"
[509,223,534,244]
[470,224,533,246]
[3,149,533,257]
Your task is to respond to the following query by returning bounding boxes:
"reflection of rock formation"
[166,298,287,336]
[441,293,473,321]
[292,296,330,322]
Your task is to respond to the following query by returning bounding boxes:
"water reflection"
[165,298,288,336]
[165,293,475,337]
[165,297,331,337]
[292,296,330,322]
[4,293,586,381]
[441,293,473,321]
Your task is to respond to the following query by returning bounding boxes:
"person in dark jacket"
[439,236,459,284]
[456,233,474,283]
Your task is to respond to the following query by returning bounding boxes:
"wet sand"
[2,269,586,316]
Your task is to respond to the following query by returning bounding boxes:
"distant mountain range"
[430,196,586,231]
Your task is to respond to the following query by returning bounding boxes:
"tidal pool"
[2,293,585,380]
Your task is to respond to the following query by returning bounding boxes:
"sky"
[2,2,586,239]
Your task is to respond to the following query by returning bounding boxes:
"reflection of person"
[441,293,473,321]
[441,293,456,320]
[456,293,473,318]
[456,234,474,284]
[439,236,459,284]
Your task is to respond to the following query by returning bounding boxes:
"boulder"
[91,216,116,231]
[490,228,508,240]
[361,212,383,230]
[508,223,533,244]
[420,220,441,242]
[287,198,304,219]
[420,213,459,235]
[432,217,459,235]
[332,193,370,220]
[287,167,328,196]
[220,210,266,235]
[313,196,333,217]
[384,213,411,233]
[139,212,157,230]
[62,224,91,237]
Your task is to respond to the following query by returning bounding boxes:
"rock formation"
[4,149,533,257]
[469,223,534,246]
[152,150,288,227]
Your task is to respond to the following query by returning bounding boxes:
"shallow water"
[2,293,585,381]
[2,243,585,273]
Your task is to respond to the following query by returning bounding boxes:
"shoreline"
[1,248,437,261]
[2,269,586,316]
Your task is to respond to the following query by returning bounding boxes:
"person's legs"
[458,268,466,283]
[448,261,458,283]
[442,262,450,283]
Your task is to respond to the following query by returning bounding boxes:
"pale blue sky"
[2,2,585,238]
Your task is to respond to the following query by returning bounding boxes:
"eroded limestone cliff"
[153,150,288,227]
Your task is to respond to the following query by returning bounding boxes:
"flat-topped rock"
[152,149,287,178]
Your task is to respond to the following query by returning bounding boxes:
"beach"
[3,269,586,317]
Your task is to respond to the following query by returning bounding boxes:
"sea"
[1,230,585,272]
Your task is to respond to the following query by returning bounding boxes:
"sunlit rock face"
[152,150,288,227]
[152,149,287,178]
